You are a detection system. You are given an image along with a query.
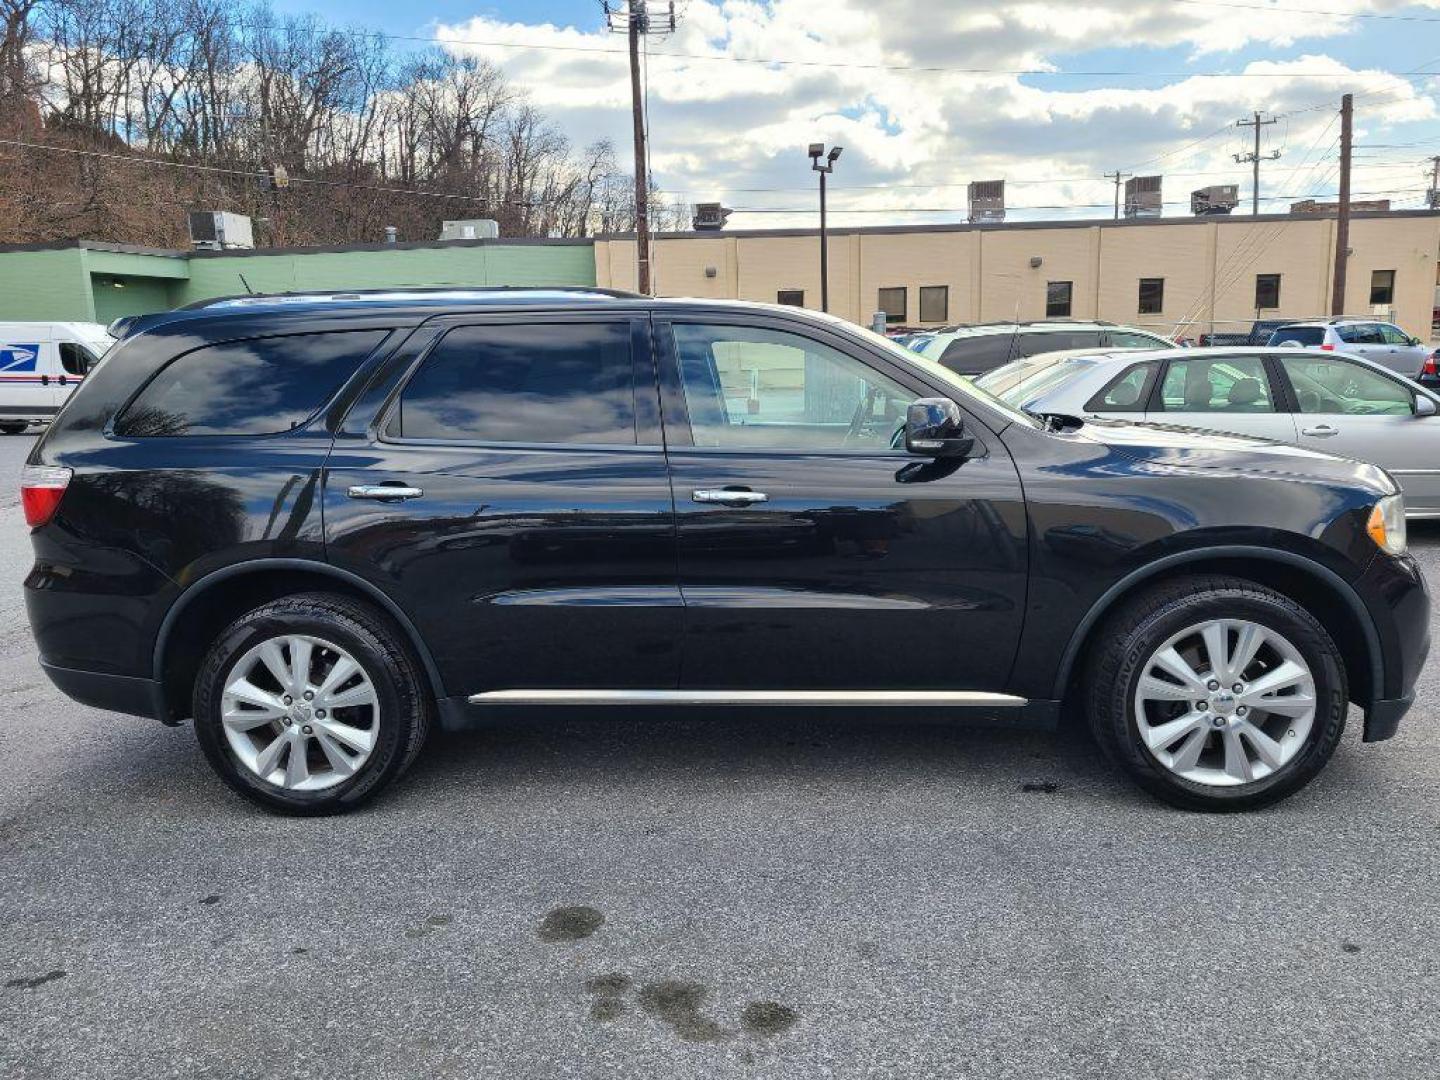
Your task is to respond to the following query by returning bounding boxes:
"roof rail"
[178,284,647,311]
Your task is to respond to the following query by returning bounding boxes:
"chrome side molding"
[468,689,1028,707]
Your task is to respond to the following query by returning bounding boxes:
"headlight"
[1367,493,1407,555]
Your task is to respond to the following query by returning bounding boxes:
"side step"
[468,689,1028,707]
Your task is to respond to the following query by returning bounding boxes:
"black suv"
[23,290,1429,814]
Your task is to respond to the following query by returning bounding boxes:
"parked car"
[0,321,113,434]
[1197,319,1293,347]
[23,290,1426,814]
[1419,346,1440,390]
[913,321,1173,377]
[977,345,1440,517]
[1268,319,1429,379]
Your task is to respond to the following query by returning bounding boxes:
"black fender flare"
[1050,545,1383,702]
[151,558,448,706]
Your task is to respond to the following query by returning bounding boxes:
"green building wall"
[0,239,599,324]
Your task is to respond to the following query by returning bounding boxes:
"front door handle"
[693,488,768,506]
[347,484,424,501]
[1301,424,1338,437]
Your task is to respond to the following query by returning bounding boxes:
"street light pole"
[809,143,843,313]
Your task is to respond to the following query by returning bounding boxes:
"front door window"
[671,323,916,451]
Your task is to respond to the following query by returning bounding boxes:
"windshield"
[995,357,1103,407]
[975,356,1052,397]
[845,321,1043,429]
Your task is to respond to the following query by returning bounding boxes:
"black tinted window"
[391,323,635,444]
[116,331,385,437]
[939,334,1016,374]
[1271,326,1324,346]
[1014,330,1102,357]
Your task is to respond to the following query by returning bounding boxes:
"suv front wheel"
[1086,575,1347,811]
[193,593,431,814]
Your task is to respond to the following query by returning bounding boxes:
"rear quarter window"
[114,331,387,437]
[1270,326,1324,346]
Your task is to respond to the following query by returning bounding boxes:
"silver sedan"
[976,346,1440,518]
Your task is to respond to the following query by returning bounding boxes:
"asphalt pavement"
[3,432,1440,1079]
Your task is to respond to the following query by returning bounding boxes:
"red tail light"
[21,465,71,528]
[1426,352,1439,378]
[1320,343,1335,351]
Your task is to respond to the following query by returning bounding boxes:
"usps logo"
[0,344,39,372]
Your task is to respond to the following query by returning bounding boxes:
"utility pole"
[809,143,842,312]
[1234,111,1281,215]
[1331,94,1353,317]
[1104,171,1129,220]
[1427,155,1440,210]
[605,1,676,295]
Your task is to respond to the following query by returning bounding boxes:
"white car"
[1268,319,1429,379]
[976,345,1440,518]
[0,322,114,433]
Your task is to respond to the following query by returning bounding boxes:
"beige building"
[594,209,1440,339]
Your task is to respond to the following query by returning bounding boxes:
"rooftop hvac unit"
[440,219,499,241]
[967,180,1005,224]
[1192,184,1239,216]
[692,203,733,231]
[1124,175,1163,218]
[188,211,254,250]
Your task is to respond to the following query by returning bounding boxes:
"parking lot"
[2,431,1440,1080]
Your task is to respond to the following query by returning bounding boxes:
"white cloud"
[434,0,1440,227]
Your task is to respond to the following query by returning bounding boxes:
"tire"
[1085,574,1347,812]
[193,592,431,815]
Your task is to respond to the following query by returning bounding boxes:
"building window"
[1046,281,1073,318]
[1138,278,1164,315]
[1370,270,1395,306]
[776,290,804,307]
[1255,274,1281,310]
[878,287,907,322]
[918,286,949,323]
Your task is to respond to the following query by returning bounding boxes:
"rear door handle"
[1301,424,1338,437]
[347,484,424,501]
[693,488,768,505]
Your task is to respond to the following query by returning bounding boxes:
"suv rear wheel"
[1086,575,1347,811]
[193,593,431,814]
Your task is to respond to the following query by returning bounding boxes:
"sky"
[265,0,1440,229]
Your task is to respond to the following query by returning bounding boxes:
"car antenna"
[237,272,254,295]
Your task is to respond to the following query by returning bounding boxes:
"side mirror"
[1415,395,1437,418]
[1410,336,1423,348]
[905,398,975,458]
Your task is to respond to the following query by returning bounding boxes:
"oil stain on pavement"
[537,905,604,942]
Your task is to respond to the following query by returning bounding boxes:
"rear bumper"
[39,660,166,723]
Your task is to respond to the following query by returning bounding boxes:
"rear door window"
[938,334,1017,374]
[1013,331,1103,357]
[388,323,636,444]
[115,330,387,437]
[1157,356,1275,412]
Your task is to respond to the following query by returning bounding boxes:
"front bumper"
[1354,550,1430,741]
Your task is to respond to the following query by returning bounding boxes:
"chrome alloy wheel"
[1132,619,1316,787]
[220,634,380,791]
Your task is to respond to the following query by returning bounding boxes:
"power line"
[225,19,1440,82]
[1172,0,1440,23]
[724,189,1424,214]
[0,135,496,205]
